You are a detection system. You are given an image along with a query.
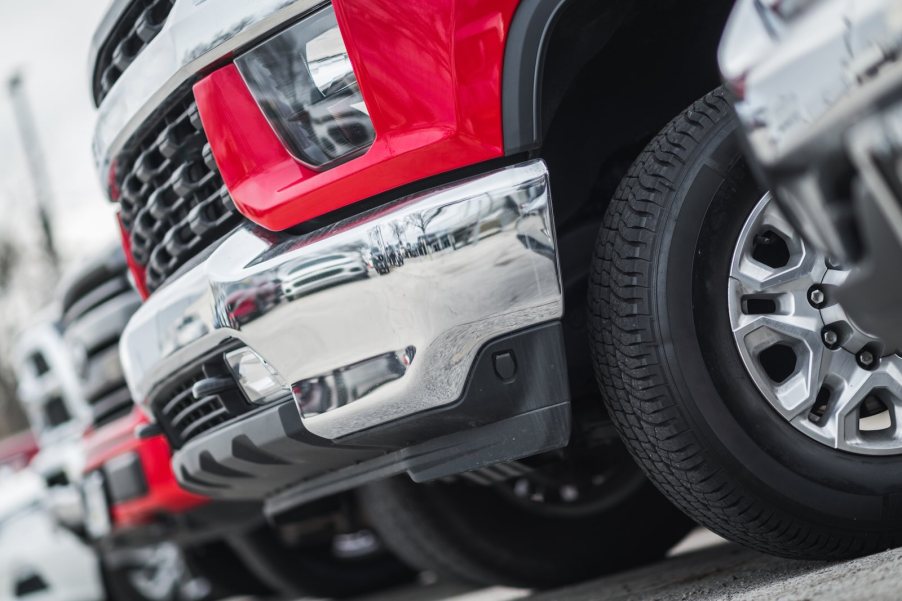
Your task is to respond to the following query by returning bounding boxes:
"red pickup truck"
[90,0,902,586]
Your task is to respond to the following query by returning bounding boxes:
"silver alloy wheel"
[729,193,902,455]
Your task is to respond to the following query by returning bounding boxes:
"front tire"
[590,88,902,559]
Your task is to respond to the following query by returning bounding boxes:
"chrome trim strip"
[92,0,325,178]
[120,161,564,440]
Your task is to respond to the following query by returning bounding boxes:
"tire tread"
[589,88,877,559]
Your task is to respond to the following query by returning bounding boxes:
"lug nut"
[809,287,826,308]
[823,329,839,348]
[858,350,876,369]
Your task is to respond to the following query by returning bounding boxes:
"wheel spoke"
[731,194,902,455]
[817,368,873,448]
[732,312,822,352]
[774,342,834,420]
[731,255,819,294]
[758,202,803,250]
[729,194,824,295]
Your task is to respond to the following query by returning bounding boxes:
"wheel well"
[539,0,732,227]
[523,0,733,405]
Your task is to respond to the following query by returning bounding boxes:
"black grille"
[60,251,131,327]
[117,97,241,293]
[90,385,135,429]
[151,351,251,448]
[60,247,140,428]
[80,346,135,429]
[93,0,175,105]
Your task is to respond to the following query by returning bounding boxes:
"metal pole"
[7,70,60,273]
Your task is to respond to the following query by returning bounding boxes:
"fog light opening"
[225,347,290,405]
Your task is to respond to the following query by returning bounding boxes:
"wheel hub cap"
[729,194,902,455]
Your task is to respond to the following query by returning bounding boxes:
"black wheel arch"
[503,0,733,159]
[504,0,735,407]
[504,0,735,228]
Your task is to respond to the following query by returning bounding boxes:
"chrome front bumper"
[91,0,324,177]
[120,161,563,440]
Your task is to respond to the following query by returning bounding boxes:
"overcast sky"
[0,0,117,269]
[0,1,116,429]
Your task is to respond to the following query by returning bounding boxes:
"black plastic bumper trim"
[265,402,569,519]
[172,322,572,514]
[502,0,569,154]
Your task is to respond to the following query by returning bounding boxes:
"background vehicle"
[0,430,38,472]
[0,401,86,601]
[8,317,104,601]
[720,0,902,350]
[62,246,415,600]
[58,247,247,601]
[0,467,104,601]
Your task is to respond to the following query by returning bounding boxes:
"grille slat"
[117,98,241,293]
[152,351,251,448]
[62,276,132,326]
[93,0,176,105]
[162,386,196,417]
[178,407,231,442]
[171,395,225,431]
[91,387,135,429]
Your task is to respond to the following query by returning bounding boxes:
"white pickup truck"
[0,467,102,601]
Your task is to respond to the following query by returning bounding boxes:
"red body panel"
[118,218,149,299]
[0,430,38,472]
[83,408,207,528]
[195,0,519,232]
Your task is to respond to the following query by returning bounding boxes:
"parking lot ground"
[337,529,902,601]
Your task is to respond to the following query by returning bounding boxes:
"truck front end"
[94,0,569,508]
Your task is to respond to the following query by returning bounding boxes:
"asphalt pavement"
[337,528,902,601]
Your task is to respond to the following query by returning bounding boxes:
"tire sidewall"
[653,113,902,529]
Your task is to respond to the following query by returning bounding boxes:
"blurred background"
[0,0,114,436]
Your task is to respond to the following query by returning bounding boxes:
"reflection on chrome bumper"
[92,0,324,177]
[120,160,563,440]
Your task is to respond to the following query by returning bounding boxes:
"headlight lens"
[235,7,374,168]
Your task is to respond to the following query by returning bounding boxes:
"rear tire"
[590,88,902,559]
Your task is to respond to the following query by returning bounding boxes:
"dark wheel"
[359,404,693,589]
[224,526,416,599]
[101,543,205,601]
[181,540,273,599]
[591,88,902,560]
[102,541,268,601]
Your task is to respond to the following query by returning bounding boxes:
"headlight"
[235,6,374,169]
